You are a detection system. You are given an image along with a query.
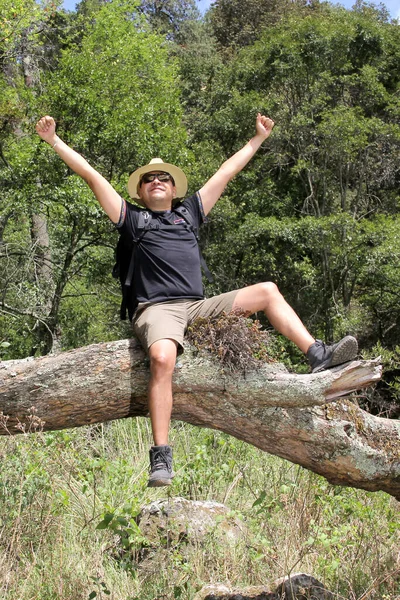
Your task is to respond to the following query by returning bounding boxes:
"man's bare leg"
[233,282,314,353]
[232,282,358,370]
[147,338,178,487]
[148,338,178,445]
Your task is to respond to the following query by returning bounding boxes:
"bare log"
[0,338,398,500]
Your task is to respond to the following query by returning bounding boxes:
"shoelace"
[152,449,172,472]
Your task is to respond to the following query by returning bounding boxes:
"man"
[36,114,358,487]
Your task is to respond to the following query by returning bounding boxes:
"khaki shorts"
[133,290,239,353]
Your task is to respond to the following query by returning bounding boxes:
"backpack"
[112,204,213,321]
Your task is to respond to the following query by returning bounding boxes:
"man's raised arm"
[35,116,122,224]
[199,113,274,216]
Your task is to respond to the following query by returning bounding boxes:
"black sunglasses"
[140,172,175,185]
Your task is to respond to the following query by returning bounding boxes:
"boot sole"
[147,478,172,488]
[312,336,358,373]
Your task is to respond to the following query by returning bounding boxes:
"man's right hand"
[36,116,57,146]
[34,115,123,224]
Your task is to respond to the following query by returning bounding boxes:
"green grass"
[0,419,398,599]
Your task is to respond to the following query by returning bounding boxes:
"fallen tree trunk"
[0,338,398,500]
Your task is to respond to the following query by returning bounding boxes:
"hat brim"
[127,160,188,202]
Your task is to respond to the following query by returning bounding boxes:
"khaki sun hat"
[127,158,188,201]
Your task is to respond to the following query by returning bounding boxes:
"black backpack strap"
[174,204,214,283]
[173,204,197,234]
[114,210,157,320]
[137,210,151,231]
[124,211,154,287]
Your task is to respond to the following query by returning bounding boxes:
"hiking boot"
[148,445,174,487]
[307,336,358,373]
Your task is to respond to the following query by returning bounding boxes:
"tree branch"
[0,339,397,499]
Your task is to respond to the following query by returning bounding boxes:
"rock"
[137,497,247,549]
[273,573,335,600]
[193,584,277,599]
[192,583,231,600]
[193,573,335,600]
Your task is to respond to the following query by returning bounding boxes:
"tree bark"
[0,338,398,500]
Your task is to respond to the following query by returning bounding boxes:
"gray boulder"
[137,497,247,549]
[193,573,335,600]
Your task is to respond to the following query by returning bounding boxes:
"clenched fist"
[36,116,57,145]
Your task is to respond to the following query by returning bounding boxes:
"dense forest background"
[0,0,399,598]
[1,0,400,365]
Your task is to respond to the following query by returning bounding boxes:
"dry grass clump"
[186,310,274,372]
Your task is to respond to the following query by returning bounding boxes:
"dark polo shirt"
[117,193,205,304]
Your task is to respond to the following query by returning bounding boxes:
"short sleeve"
[116,200,139,237]
[115,198,127,229]
[181,192,207,228]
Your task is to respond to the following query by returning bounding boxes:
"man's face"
[138,171,176,208]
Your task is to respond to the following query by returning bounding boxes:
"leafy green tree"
[186,4,400,345]
[207,0,322,50]
[0,0,187,357]
[138,0,200,41]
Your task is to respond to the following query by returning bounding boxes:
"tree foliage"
[0,0,399,382]
[184,5,400,352]
[138,0,200,40]
[0,0,187,357]
[208,0,321,50]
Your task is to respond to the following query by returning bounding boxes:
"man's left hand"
[256,113,274,139]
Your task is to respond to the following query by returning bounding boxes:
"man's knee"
[150,352,176,374]
[149,340,177,376]
[233,281,283,315]
[258,281,281,300]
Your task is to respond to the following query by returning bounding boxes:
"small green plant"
[96,504,148,571]
[88,576,111,599]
